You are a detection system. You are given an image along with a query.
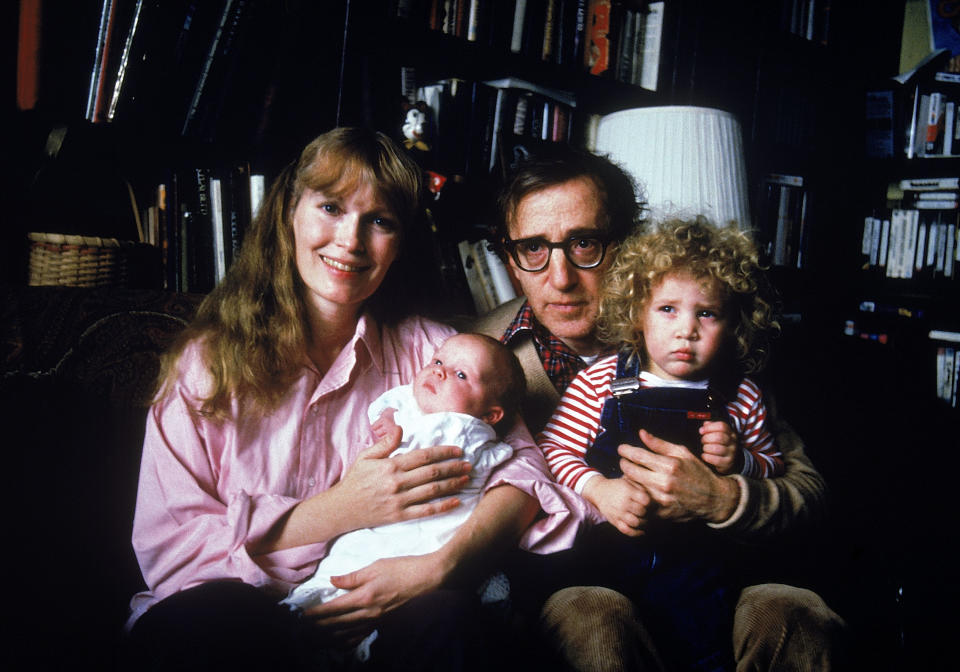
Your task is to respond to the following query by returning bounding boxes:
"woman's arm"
[252,425,472,553]
[301,484,538,638]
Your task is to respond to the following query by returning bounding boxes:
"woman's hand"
[617,429,739,525]
[699,420,741,475]
[333,425,473,532]
[302,552,446,646]
[581,475,652,537]
[253,426,472,553]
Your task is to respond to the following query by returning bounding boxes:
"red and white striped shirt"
[537,354,784,493]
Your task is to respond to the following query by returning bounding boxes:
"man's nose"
[546,248,577,290]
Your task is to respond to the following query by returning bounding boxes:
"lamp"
[594,106,751,230]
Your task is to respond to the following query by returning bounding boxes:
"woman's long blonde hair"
[156,128,424,417]
[598,217,781,376]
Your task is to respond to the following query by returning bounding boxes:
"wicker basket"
[28,232,138,287]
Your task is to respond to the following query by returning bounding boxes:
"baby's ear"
[482,406,504,427]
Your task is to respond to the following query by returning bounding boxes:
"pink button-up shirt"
[129,313,590,626]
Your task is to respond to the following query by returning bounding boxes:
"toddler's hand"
[371,408,399,441]
[581,475,652,537]
[699,420,742,475]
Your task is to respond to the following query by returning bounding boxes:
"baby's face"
[413,335,497,418]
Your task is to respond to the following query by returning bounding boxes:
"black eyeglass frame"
[501,235,612,272]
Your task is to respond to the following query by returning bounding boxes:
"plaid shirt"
[501,301,592,394]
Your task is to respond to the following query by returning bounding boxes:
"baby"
[281,333,525,655]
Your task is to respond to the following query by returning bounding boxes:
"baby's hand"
[581,475,652,537]
[371,408,399,441]
[699,420,742,475]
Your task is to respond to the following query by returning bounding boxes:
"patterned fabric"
[500,300,590,394]
[539,353,785,493]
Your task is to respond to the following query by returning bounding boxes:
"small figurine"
[401,101,432,153]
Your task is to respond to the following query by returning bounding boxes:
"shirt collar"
[502,300,539,343]
[355,311,384,375]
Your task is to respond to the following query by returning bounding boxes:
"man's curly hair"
[598,217,781,375]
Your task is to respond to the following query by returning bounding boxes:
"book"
[568,0,588,67]
[182,0,256,140]
[16,0,43,111]
[759,173,807,268]
[210,177,227,285]
[457,239,494,314]
[222,163,252,264]
[930,330,960,343]
[105,0,146,121]
[510,0,527,53]
[542,0,558,61]
[179,166,216,293]
[900,176,960,190]
[639,1,664,91]
[584,0,612,76]
[866,89,896,158]
[249,173,265,220]
[85,0,118,122]
[476,239,517,306]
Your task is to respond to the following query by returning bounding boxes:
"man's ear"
[482,406,505,427]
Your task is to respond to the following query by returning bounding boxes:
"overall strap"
[610,350,642,396]
[616,350,641,378]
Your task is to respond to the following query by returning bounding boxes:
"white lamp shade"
[595,106,751,229]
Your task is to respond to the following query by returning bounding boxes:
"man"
[471,145,845,670]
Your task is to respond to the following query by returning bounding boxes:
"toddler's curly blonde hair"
[598,217,780,375]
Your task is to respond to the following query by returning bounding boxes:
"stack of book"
[931,330,960,408]
[905,71,960,159]
[456,239,518,314]
[414,77,576,178]
[397,1,664,91]
[141,164,265,293]
[859,176,959,280]
[756,173,809,269]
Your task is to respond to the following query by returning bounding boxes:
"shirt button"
[311,405,320,415]
[308,477,316,487]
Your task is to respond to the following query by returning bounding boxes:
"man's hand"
[699,420,741,475]
[618,429,740,525]
[304,553,446,646]
[581,475,653,537]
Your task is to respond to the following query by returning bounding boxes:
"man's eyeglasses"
[502,235,610,272]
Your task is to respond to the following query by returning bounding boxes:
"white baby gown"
[280,384,513,658]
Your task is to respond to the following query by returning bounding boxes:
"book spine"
[542,0,557,61]
[584,0,612,77]
[640,1,664,91]
[925,91,944,155]
[16,0,43,111]
[511,0,527,53]
[210,177,227,285]
[457,240,493,314]
[106,0,145,121]
[182,0,236,136]
[478,240,517,305]
[85,0,117,122]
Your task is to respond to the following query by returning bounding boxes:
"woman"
[126,128,584,670]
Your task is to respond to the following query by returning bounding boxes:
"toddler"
[537,218,784,671]
[540,217,784,511]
